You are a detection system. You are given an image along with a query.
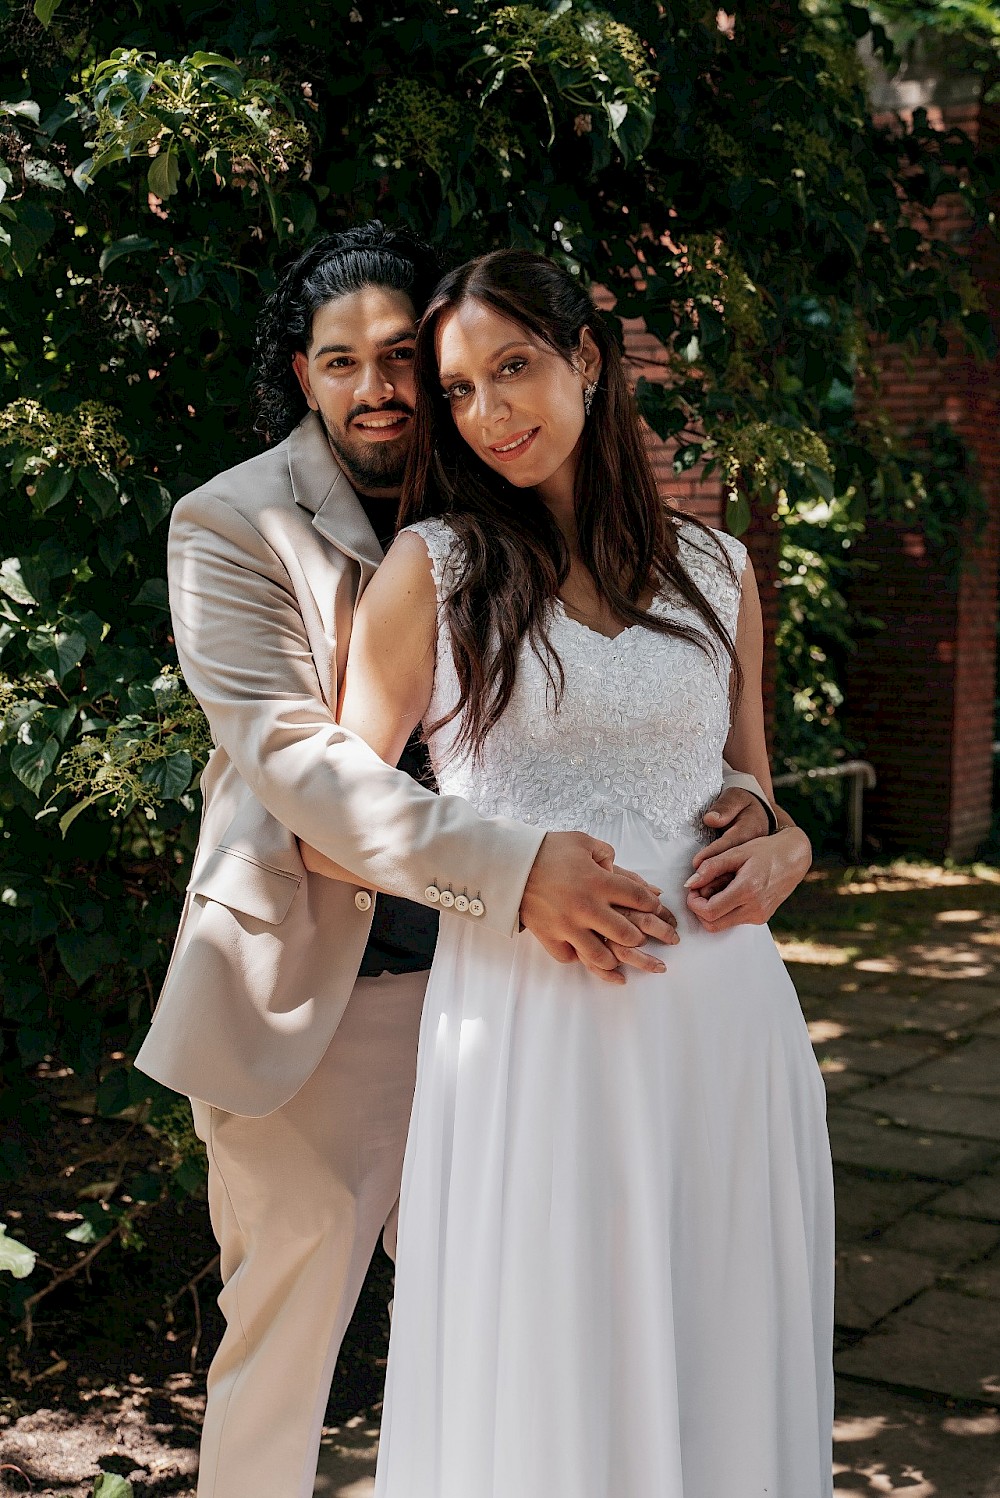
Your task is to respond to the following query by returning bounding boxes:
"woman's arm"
[685,560,812,931]
[299,532,437,884]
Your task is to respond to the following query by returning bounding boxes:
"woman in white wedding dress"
[323,250,834,1497]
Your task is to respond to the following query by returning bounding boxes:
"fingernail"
[683,874,697,888]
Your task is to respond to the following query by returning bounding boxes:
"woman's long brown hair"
[398,249,743,760]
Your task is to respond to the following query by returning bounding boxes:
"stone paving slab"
[895,1036,1000,1099]
[948,1258,1000,1301]
[931,1173,1000,1222]
[835,1245,939,1330]
[801,984,1000,1039]
[827,1109,1000,1180]
[877,1212,1000,1266]
[845,1086,1000,1143]
[813,1034,940,1079]
[836,1289,1000,1404]
[833,1175,945,1239]
[833,1382,1000,1498]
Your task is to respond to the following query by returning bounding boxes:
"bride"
[305,250,834,1497]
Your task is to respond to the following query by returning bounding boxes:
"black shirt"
[356,504,440,977]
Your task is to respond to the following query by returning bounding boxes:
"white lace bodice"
[405,516,747,843]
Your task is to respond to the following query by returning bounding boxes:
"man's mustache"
[346,400,413,424]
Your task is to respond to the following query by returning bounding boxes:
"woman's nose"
[477,385,509,431]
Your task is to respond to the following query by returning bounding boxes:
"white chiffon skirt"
[374,813,835,1498]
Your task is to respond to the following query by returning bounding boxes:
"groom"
[136,222,807,1498]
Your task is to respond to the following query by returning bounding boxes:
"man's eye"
[388,347,415,361]
[327,357,353,370]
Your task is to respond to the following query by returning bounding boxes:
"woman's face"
[434,298,600,500]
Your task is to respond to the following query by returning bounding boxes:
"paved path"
[317,860,1000,1497]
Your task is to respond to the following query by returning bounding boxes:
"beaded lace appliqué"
[405,516,747,843]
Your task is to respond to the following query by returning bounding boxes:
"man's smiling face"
[292,284,417,497]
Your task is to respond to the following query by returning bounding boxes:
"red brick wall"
[843,99,1000,859]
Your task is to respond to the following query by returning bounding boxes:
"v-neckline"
[552,592,664,645]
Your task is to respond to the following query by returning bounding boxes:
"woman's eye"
[443,383,472,401]
[499,358,527,378]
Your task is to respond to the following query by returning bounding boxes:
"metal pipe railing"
[771,759,877,861]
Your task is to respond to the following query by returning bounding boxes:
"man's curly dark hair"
[252,221,444,446]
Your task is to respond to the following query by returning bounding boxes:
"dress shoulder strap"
[399,517,465,604]
[673,519,748,644]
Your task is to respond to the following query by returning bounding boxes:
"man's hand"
[702,786,771,860]
[684,826,812,932]
[520,831,679,986]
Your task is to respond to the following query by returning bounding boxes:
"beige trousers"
[190,968,428,1498]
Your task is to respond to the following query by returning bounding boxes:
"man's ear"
[577,327,602,384]
[292,351,318,411]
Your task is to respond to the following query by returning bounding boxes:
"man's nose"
[354,362,395,404]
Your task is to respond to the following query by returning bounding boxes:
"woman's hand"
[683,826,812,932]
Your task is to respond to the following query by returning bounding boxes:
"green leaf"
[93,1470,133,1498]
[10,735,58,795]
[0,556,38,605]
[806,463,835,503]
[132,578,169,612]
[133,477,173,533]
[726,490,752,537]
[31,465,74,514]
[188,51,241,72]
[56,928,120,985]
[141,750,193,800]
[79,468,120,517]
[23,157,66,192]
[72,156,95,193]
[27,629,86,680]
[66,1218,100,1244]
[96,1066,132,1117]
[99,235,156,273]
[147,148,180,200]
[0,1222,36,1279]
[33,0,62,25]
[59,797,95,837]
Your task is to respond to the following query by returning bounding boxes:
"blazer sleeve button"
[468,898,485,918]
[453,894,470,913]
[354,890,373,912]
[424,885,441,903]
[438,889,455,908]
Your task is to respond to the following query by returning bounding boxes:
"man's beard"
[319,405,412,494]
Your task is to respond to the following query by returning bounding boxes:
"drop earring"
[583,381,596,416]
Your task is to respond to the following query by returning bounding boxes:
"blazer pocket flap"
[189,846,301,925]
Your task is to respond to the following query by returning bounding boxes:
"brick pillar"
[842,89,1000,859]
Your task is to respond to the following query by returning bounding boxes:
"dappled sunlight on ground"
[833,1386,1000,1496]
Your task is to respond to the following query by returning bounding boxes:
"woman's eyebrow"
[439,340,530,382]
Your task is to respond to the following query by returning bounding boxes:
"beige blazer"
[136,412,769,1117]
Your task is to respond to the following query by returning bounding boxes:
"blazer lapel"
[288,411,384,591]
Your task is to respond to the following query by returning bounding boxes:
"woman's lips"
[488,427,539,463]
[352,413,411,441]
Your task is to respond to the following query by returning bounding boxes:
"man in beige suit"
[136,223,810,1498]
